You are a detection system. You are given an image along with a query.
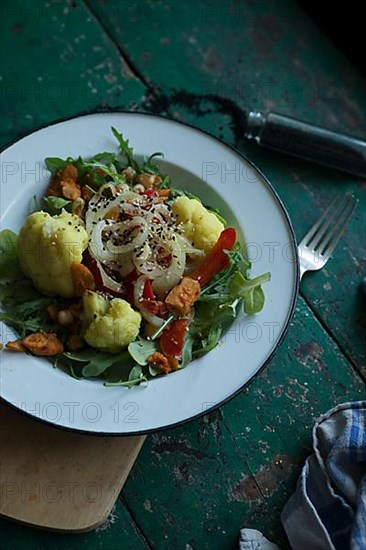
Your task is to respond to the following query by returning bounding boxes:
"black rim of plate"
[0,110,300,436]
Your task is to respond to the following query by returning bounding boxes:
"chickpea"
[72,197,85,218]
[121,166,137,182]
[57,309,74,326]
[137,173,162,189]
[115,183,130,193]
[133,183,145,193]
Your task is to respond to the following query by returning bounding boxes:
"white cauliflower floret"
[82,291,141,353]
[172,196,224,252]
[18,210,88,298]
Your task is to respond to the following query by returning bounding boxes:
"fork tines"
[300,194,358,257]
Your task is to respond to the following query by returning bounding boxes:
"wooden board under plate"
[0,401,145,533]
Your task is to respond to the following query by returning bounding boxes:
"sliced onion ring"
[95,259,124,294]
[152,238,186,296]
[133,275,147,308]
[139,307,165,328]
[89,220,117,263]
[133,275,165,327]
[105,217,149,255]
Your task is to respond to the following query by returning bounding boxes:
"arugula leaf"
[111,127,140,172]
[90,151,118,164]
[0,313,47,335]
[148,365,159,377]
[0,279,42,302]
[44,156,91,181]
[82,161,126,187]
[105,377,147,388]
[192,324,222,359]
[14,298,52,315]
[195,298,239,329]
[44,157,67,175]
[157,175,171,189]
[43,196,72,215]
[0,279,54,338]
[128,365,144,380]
[128,338,157,365]
[228,271,270,315]
[104,365,148,388]
[147,152,164,163]
[142,152,164,175]
[181,334,194,367]
[61,349,131,378]
[0,230,22,278]
[69,365,84,380]
[71,156,93,179]
[82,357,117,377]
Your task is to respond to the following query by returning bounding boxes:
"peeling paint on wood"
[0,0,145,145]
[229,454,294,502]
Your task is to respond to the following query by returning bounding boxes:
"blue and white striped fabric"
[239,402,366,550]
[282,401,366,550]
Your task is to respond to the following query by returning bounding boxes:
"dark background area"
[297,2,364,76]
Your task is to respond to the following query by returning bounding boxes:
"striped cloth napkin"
[239,401,366,550]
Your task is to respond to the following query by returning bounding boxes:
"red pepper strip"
[140,299,160,315]
[83,251,123,297]
[141,189,171,199]
[143,279,155,300]
[159,228,237,357]
[189,227,237,288]
[123,268,139,285]
[160,319,190,358]
[122,268,139,304]
[140,299,168,317]
[141,189,158,197]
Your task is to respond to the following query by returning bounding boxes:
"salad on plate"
[0,128,270,388]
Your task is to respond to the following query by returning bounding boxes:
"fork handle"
[245,111,366,179]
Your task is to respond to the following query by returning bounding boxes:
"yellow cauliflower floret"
[172,196,224,252]
[18,210,88,298]
[82,291,141,353]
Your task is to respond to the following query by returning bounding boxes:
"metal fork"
[298,194,358,280]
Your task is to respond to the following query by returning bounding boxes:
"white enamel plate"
[0,113,299,434]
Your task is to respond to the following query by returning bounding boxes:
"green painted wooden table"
[1,1,365,548]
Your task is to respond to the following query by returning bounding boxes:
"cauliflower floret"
[18,210,88,298]
[172,196,224,252]
[82,291,141,353]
